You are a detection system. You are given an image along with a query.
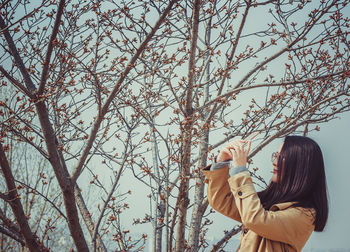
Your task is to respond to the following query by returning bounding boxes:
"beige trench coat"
[203,166,315,252]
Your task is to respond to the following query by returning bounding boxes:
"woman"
[202,136,328,251]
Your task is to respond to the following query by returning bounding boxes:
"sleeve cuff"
[228,162,248,177]
[210,156,248,176]
[209,155,231,171]
[211,160,230,171]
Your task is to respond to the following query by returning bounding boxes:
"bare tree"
[0,0,349,251]
[0,103,71,251]
[123,0,349,251]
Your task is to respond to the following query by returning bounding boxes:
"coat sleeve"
[202,165,242,223]
[228,171,315,250]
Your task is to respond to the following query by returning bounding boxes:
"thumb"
[246,140,251,154]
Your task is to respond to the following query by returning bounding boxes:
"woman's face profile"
[272,142,284,183]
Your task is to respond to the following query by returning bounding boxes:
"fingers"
[217,146,233,162]
[246,140,251,155]
[222,147,232,156]
[229,142,242,152]
[227,139,248,152]
[218,138,252,163]
[245,131,259,141]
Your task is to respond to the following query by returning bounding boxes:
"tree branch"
[0,66,34,99]
[0,16,36,93]
[71,0,180,184]
[0,208,21,235]
[210,225,241,252]
[14,179,67,220]
[0,225,25,247]
[37,0,66,94]
[0,142,44,251]
[198,69,349,111]
[207,0,252,122]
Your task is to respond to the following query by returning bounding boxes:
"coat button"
[238,191,242,196]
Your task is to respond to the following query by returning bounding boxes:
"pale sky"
[304,112,350,250]
[112,2,350,250]
[5,1,349,251]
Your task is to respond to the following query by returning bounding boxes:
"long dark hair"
[258,135,328,231]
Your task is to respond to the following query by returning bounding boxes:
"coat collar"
[270,201,296,211]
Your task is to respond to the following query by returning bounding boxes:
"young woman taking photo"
[202,135,329,251]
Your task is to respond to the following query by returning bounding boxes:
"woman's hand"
[217,139,251,167]
[230,139,251,167]
[216,145,234,163]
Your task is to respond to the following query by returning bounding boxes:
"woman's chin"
[271,173,278,183]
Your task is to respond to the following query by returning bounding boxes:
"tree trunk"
[188,133,209,251]
[35,101,90,251]
[188,12,212,248]
[156,197,165,252]
[0,142,43,251]
[74,185,107,252]
[174,1,200,251]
